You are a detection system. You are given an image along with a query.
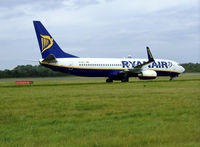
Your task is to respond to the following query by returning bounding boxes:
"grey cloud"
[0,0,199,70]
[71,0,99,7]
[0,0,28,8]
[59,4,200,60]
[0,0,100,10]
[0,0,64,9]
[0,0,65,19]
[0,0,102,20]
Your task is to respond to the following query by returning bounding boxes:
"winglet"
[146,46,154,62]
[120,46,155,73]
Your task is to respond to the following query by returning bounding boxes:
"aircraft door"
[68,62,73,71]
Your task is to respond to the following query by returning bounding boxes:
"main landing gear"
[121,74,129,82]
[106,74,129,83]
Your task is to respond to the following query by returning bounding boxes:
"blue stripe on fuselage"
[42,63,123,77]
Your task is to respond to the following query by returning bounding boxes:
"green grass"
[0,75,200,146]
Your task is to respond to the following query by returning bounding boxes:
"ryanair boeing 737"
[33,21,185,82]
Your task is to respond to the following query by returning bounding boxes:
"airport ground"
[0,73,199,146]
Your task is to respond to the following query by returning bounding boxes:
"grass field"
[0,75,200,147]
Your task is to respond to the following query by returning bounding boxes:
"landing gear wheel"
[121,75,129,82]
[170,77,174,81]
[106,78,113,83]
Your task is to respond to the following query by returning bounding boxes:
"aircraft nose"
[181,66,185,73]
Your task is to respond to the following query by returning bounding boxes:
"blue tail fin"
[33,21,78,59]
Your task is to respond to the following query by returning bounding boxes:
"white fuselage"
[40,58,185,78]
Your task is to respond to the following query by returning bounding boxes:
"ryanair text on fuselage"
[121,61,171,68]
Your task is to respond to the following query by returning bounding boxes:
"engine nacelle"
[138,70,157,80]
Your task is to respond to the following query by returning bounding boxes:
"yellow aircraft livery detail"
[40,35,53,53]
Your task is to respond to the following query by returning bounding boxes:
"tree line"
[181,63,200,73]
[0,63,199,78]
[0,65,68,78]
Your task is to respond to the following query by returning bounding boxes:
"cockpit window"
[168,62,173,67]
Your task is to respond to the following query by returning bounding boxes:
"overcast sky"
[0,0,199,70]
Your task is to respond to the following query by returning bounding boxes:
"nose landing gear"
[106,78,113,83]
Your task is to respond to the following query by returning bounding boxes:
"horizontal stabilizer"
[42,54,57,63]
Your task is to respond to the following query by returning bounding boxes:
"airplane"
[33,21,185,82]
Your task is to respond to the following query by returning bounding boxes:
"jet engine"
[138,70,157,80]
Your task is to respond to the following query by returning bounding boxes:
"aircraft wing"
[121,47,155,74]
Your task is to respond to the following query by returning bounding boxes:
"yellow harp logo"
[40,35,53,53]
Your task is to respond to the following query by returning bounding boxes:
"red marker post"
[15,81,33,85]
